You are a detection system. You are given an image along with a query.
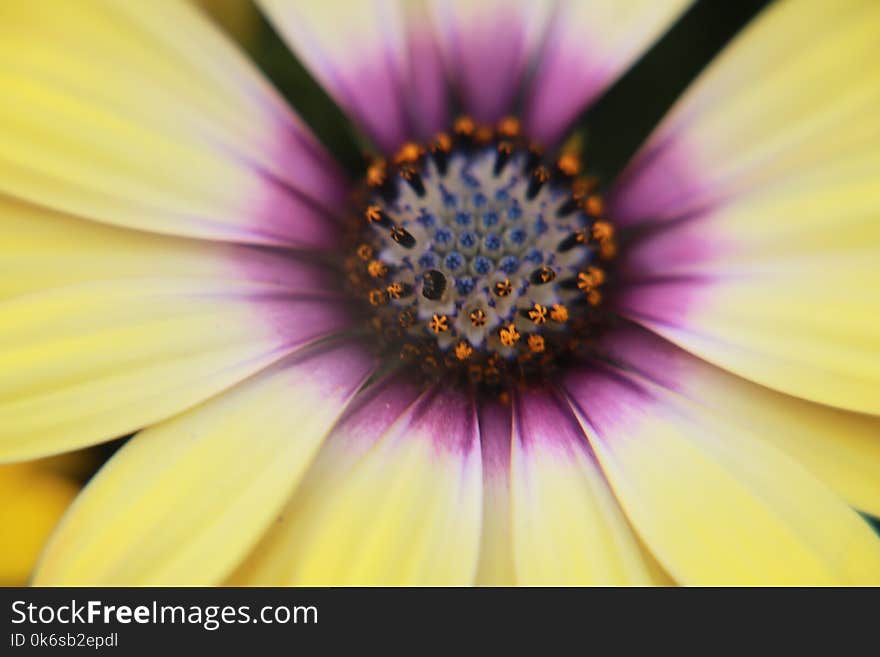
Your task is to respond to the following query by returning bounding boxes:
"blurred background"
[1,453,100,585]
[5,0,876,585]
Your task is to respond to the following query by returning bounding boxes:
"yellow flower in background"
[0,456,89,586]
[0,0,879,586]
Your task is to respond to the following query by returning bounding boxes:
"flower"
[0,456,88,585]
[2,0,879,585]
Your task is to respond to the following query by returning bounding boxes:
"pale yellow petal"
[564,365,880,585]
[598,326,880,517]
[611,0,880,413]
[0,0,345,246]
[231,383,482,585]
[34,341,374,585]
[511,390,664,585]
[0,198,353,460]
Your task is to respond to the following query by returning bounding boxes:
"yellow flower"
[0,457,86,585]
[1,0,879,586]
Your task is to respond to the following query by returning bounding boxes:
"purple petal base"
[514,388,599,462]
[524,46,611,146]
[478,399,512,478]
[441,12,530,124]
[607,132,712,229]
[405,28,450,140]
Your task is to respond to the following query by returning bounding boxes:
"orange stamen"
[366,159,387,187]
[469,308,488,327]
[429,314,449,333]
[494,279,513,297]
[356,244,374,261]
[367,260,388,277]
[528,334,546,353]
[592,220,614,241]
[499,323,521,347]
[557,153,581,176]
[497,116,521,138]
[453,116,476,136]
[528,303,548,324]
[585,194,604,216]
[394,142,423,165]
[550,304,569,323]
[454,341,473,361]
[365,205,383,224]
[386,282,404,299]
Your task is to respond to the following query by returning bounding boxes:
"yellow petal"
[564,364,880,585]
[0,194,346,299]
[599,325,880,517]
[0,0,345,246]
[620,250,880,415]
[230,382,482,585]
[34,341,374,585]
[0,198,353,460]
[510,389,664,585]
[0,461,79,586]
[611,0,880,413]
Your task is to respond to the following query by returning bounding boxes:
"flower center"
[346,117,617,389]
